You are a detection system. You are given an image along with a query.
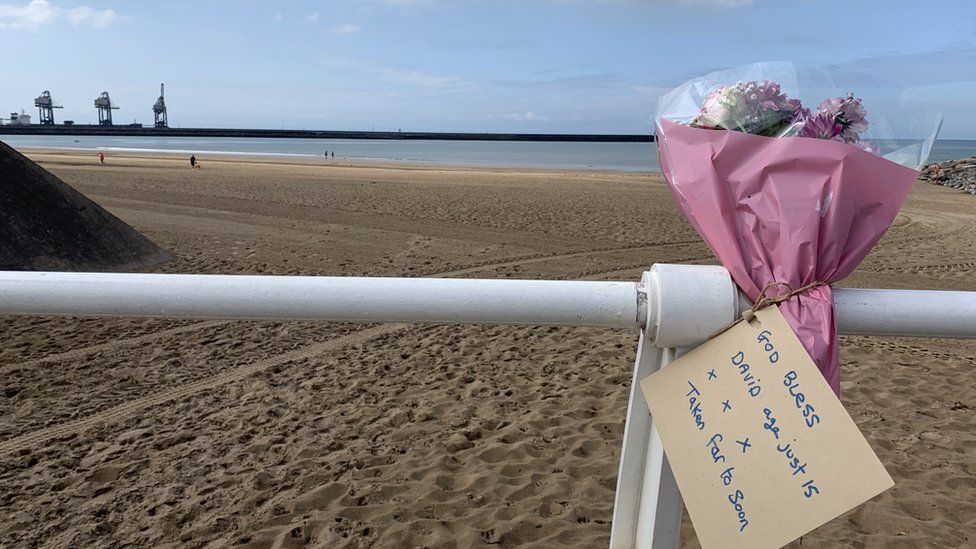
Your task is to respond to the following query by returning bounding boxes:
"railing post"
[610,342,684,549]
[610,265,738,548]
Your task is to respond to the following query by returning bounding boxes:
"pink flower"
[797,111,843,140]
[793,93,876,153]
[816,94,868,142]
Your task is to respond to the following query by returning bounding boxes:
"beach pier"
[1,264,975,548]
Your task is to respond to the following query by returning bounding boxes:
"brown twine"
[712,280,827,338]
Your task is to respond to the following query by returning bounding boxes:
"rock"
[923,157,976,196]
[0,141,170,270]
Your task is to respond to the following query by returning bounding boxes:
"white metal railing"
[3,270,974,338]
[1,264,975,548]
[0,272,641,328]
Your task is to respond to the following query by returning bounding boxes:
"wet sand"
[0,149,974,548]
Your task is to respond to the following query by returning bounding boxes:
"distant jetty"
[0,125,653,143]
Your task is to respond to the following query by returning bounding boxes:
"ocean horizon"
[4,134,975,172]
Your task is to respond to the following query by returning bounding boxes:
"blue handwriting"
[783,371,822,428]
[686,381,706,431]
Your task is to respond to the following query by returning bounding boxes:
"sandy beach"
[1,149,974,548]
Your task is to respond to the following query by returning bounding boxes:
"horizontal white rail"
[833,288,976,339]
[729,287,976,341]
[0,272,642,328]
[1,270,975,340]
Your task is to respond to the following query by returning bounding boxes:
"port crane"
[94,91,119,126]
[34,91,63,125]
[152,83,168,128]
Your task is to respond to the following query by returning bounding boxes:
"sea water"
[3,134,975,173]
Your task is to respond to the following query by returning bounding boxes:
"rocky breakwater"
[919,157,976,195]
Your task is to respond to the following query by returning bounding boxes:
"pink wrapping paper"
[657,119,919,394]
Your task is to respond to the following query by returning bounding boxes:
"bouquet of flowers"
[656,62,941,394]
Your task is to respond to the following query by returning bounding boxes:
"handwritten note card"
[641,306,892,549]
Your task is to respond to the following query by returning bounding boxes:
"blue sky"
[2,0,976,137]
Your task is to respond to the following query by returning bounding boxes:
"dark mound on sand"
[0,141,170,271]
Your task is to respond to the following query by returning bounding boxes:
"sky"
[2,0,976,137]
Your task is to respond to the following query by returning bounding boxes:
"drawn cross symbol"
[736,438,751,453]
[722,400,732,412]
[707,369,717,380]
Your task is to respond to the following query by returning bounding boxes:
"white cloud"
[372,67,469,89]
[0,0,119,30]
[501,111,548,122]
[67,5,116,27]
[316,56,470,91]
[631,85,668,95]
[0,0,58,29]
[332,23,361,34]
[304,12,319,23]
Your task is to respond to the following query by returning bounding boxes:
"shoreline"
[16,146,659,175]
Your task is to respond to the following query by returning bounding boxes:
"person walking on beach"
[324,148,328,158]
[331,150,334,158]
[190,155,196,169]
[99,152,105,165]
